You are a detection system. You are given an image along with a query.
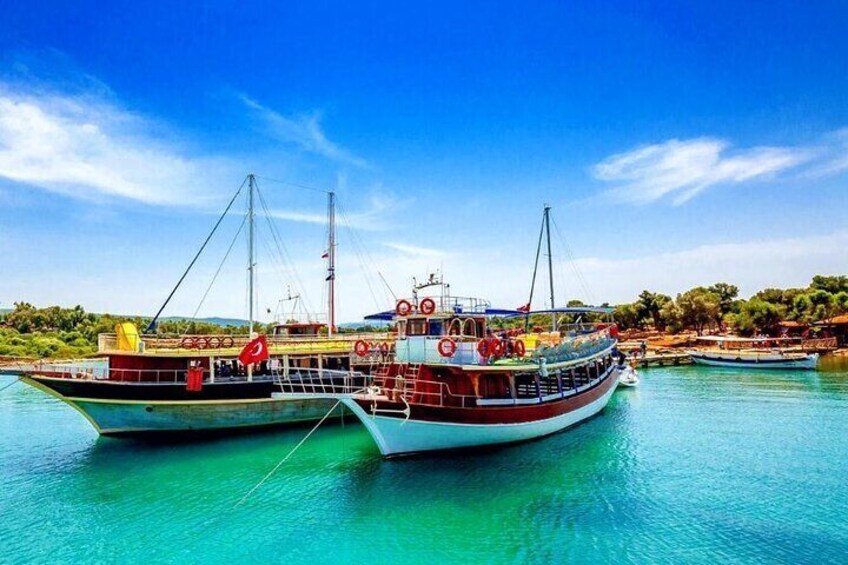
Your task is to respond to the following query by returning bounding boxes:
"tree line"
[611,275,848,335]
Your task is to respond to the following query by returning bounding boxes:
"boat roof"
[525,306,615,315]
[696,335,799,342]
[364,307,524,321]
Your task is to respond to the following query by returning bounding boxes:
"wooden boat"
[689,336,819,370]
[18,175,390,436]
[277,268,623,457]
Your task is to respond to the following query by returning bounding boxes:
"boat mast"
[327,191,336,336]
[248,173,256,336]
[544,205,556,332]
[525,208,546,333]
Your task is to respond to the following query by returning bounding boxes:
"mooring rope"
[0,377,20,394]
[234,399,342,508]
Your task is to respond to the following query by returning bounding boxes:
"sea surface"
[1,363,848,564]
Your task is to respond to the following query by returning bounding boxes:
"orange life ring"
[196,336,212,350]
[477,339,491,358]
[180,336,195,349]
[419,298,436,315]
[437,337,457,357]
[514,339,526,357]
[491,339,505,357]
[354,340,370,356]
[221,336,235,348]
[208,336,222,349]
[396,299,412,317]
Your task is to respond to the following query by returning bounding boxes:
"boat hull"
[340,366,619,457]
[690,353,818,370]
[21,376,338,435]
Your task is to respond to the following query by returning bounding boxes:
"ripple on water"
[2,367,848,563]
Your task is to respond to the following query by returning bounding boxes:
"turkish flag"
[516,303,531,313]
[239,335,270,366]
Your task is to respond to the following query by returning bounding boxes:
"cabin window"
[408,320,428,336]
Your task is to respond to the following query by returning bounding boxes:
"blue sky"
[1,1,847,322]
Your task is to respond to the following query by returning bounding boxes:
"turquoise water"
[2,364,848,564]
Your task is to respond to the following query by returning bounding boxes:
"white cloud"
[568,229,848,302]
[241,95,368,169]
[382,242,448,258]
[593,137,813,205]
[0,85,237,205]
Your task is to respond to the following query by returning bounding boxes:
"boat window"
[429,320,443,336]
[408,320,428,336]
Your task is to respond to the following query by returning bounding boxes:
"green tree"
[676,288,721,334]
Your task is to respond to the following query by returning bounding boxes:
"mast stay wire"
[253,180,317,316]
[550,214,595,305]
[145,176,248,333]
[335,200,389,310]
[254,175,391,311]
[181,212,249,336]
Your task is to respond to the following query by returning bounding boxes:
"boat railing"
[275,368,372,396]
[97,332,395,354]
[29,360,203,383]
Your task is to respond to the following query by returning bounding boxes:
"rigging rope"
[146,177,248,332]
[0,377,20,394]
[181,213,248,336]
[336,200,386,309]
[254,181,316,315]
[550,215,595,305]
[233,399,342,508]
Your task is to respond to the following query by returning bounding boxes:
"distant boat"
[689,336,819,370]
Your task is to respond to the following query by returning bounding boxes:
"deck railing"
[97,332,395,354]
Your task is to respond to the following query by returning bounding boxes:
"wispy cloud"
[0,83,237,206]
[241,95,368,169]
[593,137,813,205]
[382,242,448,258]
[265,193,399,231]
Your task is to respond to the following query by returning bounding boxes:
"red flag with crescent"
[239,335,269,365]
[516,303,531,313]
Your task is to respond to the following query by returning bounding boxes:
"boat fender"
[354,340,370,356]
[396,299,413,316]
[437,337,457,357]
[514,339,526,357]
[419,298,436,316]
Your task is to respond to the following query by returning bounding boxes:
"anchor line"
[234,399,342,508]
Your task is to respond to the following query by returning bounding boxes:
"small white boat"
[617,365,639,387]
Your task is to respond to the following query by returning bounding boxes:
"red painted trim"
[357,367,617,425]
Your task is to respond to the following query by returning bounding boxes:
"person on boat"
[640,341,647,358]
